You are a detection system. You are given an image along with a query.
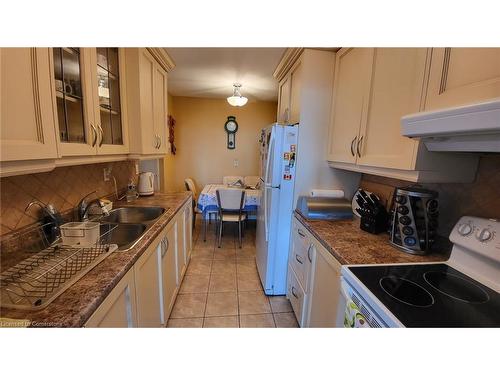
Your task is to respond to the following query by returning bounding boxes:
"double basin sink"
[98,206,166,251]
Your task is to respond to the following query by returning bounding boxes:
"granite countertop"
[0,192,191,327]
[294,211,450,265]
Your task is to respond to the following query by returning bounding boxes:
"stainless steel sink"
[100,223,148,251]
[103,206,166,224]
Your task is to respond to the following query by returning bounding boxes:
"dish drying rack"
[0,222,118,311]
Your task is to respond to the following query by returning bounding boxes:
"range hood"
[401,98,500,152]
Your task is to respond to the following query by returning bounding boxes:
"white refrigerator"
[256,123,298,295]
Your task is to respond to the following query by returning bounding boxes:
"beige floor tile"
[213,246,236,260]
[209,273,237,292]
[240,314,276,328]
[238,290,271,315]
[186,259,213,275]
[274,312,299,328]
[190,247,214,260]
[203,316,239,328]
[179,274,210,294]
[205,292,238,317]
[170,293,207,318]
[236,247,256,259]
[237,259,257,274]
[237,272,263,292]
[194,238,216,250]
[211,259,236,275]
[166,318,203,328]
[269,296,293,313]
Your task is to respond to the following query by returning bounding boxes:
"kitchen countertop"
[0,192,192,327]
[294,211,450,265]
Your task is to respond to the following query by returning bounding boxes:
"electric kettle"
[138,172,155,196]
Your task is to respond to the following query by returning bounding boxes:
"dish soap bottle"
[126,179,138,202]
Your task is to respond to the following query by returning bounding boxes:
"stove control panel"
[451,216,499,261]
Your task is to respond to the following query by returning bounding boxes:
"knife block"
[360,209,389,234]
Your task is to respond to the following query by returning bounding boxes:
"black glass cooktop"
[349,263,500,327]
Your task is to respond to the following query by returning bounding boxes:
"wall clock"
[224,116,238,149]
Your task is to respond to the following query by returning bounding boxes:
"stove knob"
[457,223,473,236]
[475,228,493,242]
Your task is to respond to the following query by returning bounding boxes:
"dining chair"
[223,176,244,186]
[244,175,260,188]
[215,188,246,248]
[184,178,202,229]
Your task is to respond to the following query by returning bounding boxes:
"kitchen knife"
[359,189,375,208]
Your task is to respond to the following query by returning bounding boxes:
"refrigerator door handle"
[263,128,276,242]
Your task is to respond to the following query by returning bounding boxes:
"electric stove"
[340,216,500,327]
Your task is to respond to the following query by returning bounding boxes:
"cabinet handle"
[155,135,160,149]
[357,135,364,157]
[90,123,97,147]
[350,136,357,157]
[307,244,313,263]
[291,286,299,299]
[97,124,104,147]
[158,135,162,149]
[161,238,169,257]
[297,228,306,238]
[295,254,304,264]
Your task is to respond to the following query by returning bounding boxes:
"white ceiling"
[165,48,286,102]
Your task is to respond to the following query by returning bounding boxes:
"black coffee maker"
[389,186,439,255]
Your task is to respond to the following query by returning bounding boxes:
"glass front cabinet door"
[50,47,128,156]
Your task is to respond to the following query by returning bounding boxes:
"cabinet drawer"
[290,239,312,292]
[287,265,305,326]
[290,220,313,291]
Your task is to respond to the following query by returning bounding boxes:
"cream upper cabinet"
[357,48,428,170]
[277,76,290,123]
[289,62,302,124]
[425,48,500,110]
[327,48,479,183]
[327,48,373,164]
[153,62,168,154]
[50,48,129,157]
[125,48,174,157]
[0,48,58,162]
[90,48,129,155]
[277,60,302,124]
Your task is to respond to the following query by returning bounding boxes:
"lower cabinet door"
[160,223,178,324]
[305,245,341,328]
[134,241,162,327]
[85,268,137,327]
[287,265,305,326]
[177,208,187,280]
[184,203,193,259]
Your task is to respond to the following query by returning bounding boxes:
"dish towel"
[344,300,370,328]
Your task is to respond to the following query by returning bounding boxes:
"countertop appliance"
[401,98,500,152]
[296,196,353,221]
[338,216,500,327]
[390,186,439,255]
[256,124,298,295]
[138,172,155,196]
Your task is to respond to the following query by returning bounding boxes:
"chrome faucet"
[77,191,110,221]
[25,199,63,244]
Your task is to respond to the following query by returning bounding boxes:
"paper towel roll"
[310,189,345,198]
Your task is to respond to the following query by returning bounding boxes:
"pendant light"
[227,83,248,107]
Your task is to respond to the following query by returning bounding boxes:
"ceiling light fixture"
[227,83,248,107]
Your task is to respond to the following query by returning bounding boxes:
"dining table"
[197,183,261,240]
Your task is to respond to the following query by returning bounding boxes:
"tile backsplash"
[360,155,500,236]
[0,161,137,235]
